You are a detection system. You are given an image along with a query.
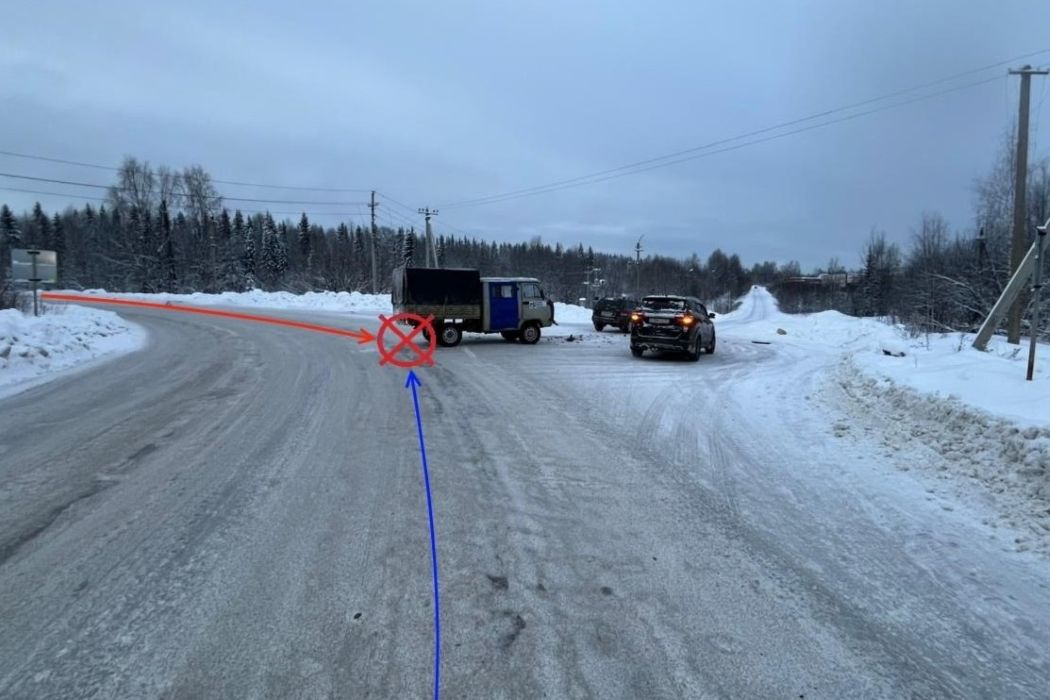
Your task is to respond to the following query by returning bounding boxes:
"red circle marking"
[376,313,437,368]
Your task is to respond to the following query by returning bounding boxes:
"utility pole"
[1007,65,1049,344]
[1027,221,1048,380]
[369,191,379,293]
[634,236,644,297]
[418,208,438,267]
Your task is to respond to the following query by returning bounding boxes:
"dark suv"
[629,295,716,361]
[592,297,641,332]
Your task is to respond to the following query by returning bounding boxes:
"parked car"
[629,295,716,360]
[592,296,641,332]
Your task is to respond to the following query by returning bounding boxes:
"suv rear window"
[595,298,633,311]
[641,297,687,311]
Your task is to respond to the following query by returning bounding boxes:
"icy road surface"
[0,293,1048,698]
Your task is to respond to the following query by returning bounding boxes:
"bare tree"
[107,157,156,214]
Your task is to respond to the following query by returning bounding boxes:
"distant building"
[783,273,854,289]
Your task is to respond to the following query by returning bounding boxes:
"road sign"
[10,249,58,316]
[11,249,58,284]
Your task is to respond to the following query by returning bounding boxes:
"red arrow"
[42,292,377,345]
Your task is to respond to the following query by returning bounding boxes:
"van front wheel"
[519,323,541,345]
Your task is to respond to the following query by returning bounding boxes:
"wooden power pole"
[634,236,644,296]
[369,191,379,293]
[1007,65,1049,344]
[418,208,438,267]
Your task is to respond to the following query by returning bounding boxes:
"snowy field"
[0,305,146,399]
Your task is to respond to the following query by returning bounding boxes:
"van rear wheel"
[438,324,462,347]
[519,323,541,345]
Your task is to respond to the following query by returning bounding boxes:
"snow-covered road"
[0,293,1048,697]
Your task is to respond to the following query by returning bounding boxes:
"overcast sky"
[3,1,1050,270]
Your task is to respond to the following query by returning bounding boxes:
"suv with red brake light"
[629,295,716,361]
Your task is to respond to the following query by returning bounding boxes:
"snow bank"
[74,288,394,315]
[726,287,1050,427]
[0,306,147,399]
[834,359,1050,553]
[716,287,1050,552]
[73,289,599,326]
[553,302,593,326]
[852,334,1050,427]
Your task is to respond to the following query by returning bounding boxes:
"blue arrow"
[405,370,441,700]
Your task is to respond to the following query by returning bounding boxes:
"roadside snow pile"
[852,334,1050,426]
[834,358,1050,553]
[728,288,1050,426]
[553,302,593,326]
[0,306,146,398]
[74,288,393,315]
[70,289,598,334]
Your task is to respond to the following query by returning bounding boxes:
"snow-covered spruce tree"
[353,226,367,289]
[0,204,19,287]
[1,204,21,247]
[216,208,241,291]
[49,213,66,284]
[394,228,405,265]
[403,227,415,265]
[261,214,280,289]
[276,222,289,282]
[159,200,178,293]
[241,218,256,289]
[32,202,50,249]
[298,213,311,274]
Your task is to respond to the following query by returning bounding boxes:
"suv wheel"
[706,332,716,354]
[519,323,541,344]
[687,336,702,362]
[593,322,605,332]
[630,345,644,357]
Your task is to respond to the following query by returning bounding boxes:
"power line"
[376,191,420,216]
[0,186,106,202]
[0,185,370,219]
[381,206,421,229]
[0,149,373,193]
[0,172,369,206]
[441,72,1011,209]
